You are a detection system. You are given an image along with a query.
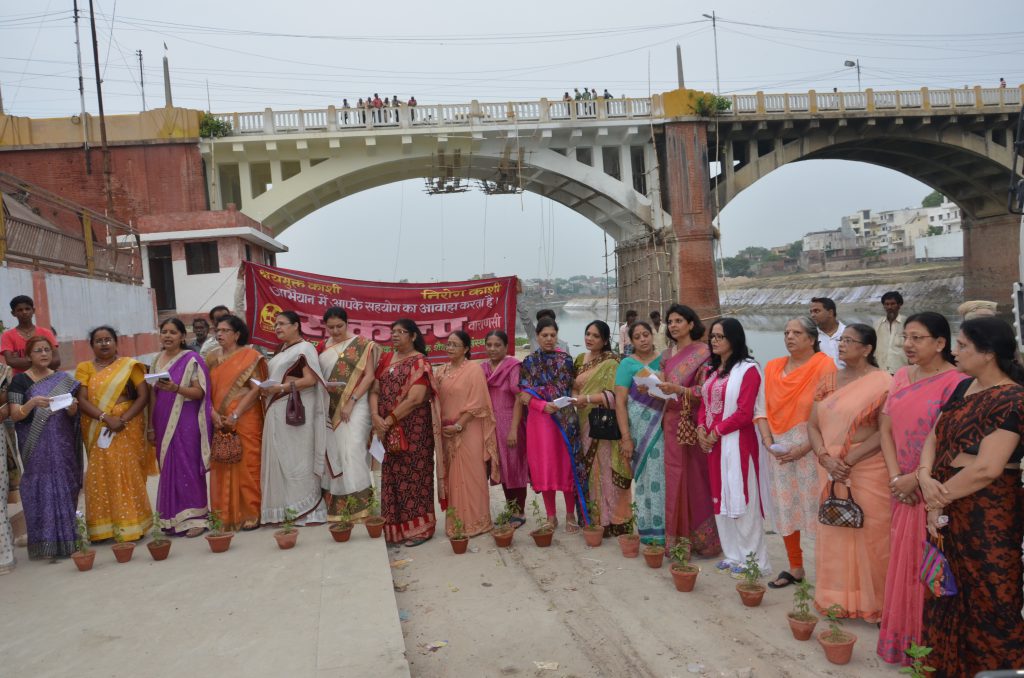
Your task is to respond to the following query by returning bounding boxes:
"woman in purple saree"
[150,318,213,537]
[7,335,81,559]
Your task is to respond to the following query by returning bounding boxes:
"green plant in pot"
[275,507,300,550]
[71,511,96,571]
[528,498,553,547]
[669,537,699,592]
[581,498,603,547]
[446,505,469,554]
[492,500,518,548]
[786,579,818,640]
[329,496,358,543]
[818,604,857,665]
[147,512,172,561]
[617,501,640,558]
[735,551,767,607]
[364,489,385,538]
[111,525,136,563]
[205,509,234,553]
[899,643,935,678]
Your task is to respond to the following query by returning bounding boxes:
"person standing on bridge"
[810,297,845,368]
[874,291,908,375]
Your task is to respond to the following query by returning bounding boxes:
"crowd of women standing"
[1,300,1022,677]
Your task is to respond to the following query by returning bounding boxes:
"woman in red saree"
[370,319,440,546]
[436,330,500,538]
[207,315,267,532]
[656,304,719,556]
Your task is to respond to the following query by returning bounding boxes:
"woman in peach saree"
[436,330,500,538]
[808,323,892,622]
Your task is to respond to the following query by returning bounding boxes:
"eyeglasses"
[709,333,727,341]
[93,337,115,344]
[838,337,865,345]
[901,334,934,343]
[446,342,465,349]
[30,347,52,354]
[391,329,410,336]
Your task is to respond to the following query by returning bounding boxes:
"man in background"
[619,309,638,356]
[809,297,845,368]
[874,291,908,375]
[1,295,60,373]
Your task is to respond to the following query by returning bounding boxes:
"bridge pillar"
[663,121,720,320]
[962,212,1020,312]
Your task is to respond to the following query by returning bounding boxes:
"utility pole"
[676,44,685,89]
[88,0,114,216]
[702,11,721,95]
[137,49,146,111]
[73,0,91,173]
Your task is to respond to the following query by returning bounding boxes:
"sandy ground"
[393,486,893,678]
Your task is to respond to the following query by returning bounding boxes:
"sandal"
[565,518,580,534]
[509,516,527,530]
[241,520,260,531]
[403,537,431,548]
[767,571,804,589]
[184,527,206,538]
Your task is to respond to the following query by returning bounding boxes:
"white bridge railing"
[210,86,1022,136]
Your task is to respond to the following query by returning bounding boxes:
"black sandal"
[767,571,803,589]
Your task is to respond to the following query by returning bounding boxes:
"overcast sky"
[4,1,1021,281]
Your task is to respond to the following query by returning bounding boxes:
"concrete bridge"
[1,85,1021,320]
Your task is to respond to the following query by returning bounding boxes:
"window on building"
[185,241,220,275]
[245,244,252,262]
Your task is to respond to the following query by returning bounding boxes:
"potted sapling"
[899,643,936,678]
[818,604,857,665]
[446,506,469,554]
[669,537,699,592]
[364,490,385,539]
[642,538,665,569]
[787,579,818,640]
[274,508,299,550]
[581,498,604,547]
[111,525,136,563]
[492,500,517,548]
[71,511,95,572]
[205,509,234,553]
[528,498,553,548]
[617,501,640,558]
[329,497,358,543]
[146,512,172,561]
[736,551,767,607]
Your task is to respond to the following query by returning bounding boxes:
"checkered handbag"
[818,480,864,529]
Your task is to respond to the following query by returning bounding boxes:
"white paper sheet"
[48,393,73,411]
[769,443,789,455]
[325,381,347,388]
[632,373,677,401]
[552,396,575,409]
[97,427,115,449]
[143,371,171,384]
[250,378,281,389]
[369,436,387,463]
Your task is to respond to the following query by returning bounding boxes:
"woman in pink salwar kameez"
[482,330,529,525]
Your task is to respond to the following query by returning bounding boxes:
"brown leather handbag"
[285,386,305,426]
[211,430,242,464]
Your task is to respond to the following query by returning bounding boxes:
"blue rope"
[523,388,590,525]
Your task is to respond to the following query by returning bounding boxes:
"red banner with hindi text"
[242,262,516,362]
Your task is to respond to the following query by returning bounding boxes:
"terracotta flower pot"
[449,537,469,554]
[365,517,385,539]
[329,523,353,542]
[736,583,767,607]
[205,532,234,553]
[530,528,553,548]
[111,542,136,563]
[618,534,640,558]
[147,540,172,561]
[493,527,514,548]
[642,546,664,569]
[582,526,603,547]
[71,550,96,572]
[274,528,299,550]
[818,630,857,665]
[787,613,819,641]
[670,564,699,592]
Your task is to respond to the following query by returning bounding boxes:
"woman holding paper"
[318,307,378,523]
[6,335,81,559]
[75,326,154,541]
[150,318,213,537]
[436,330,500,538]
[696,318,771,576]
[260,310,330,526]
[519,318,582,532]
[614,322,666,546]
[206,315,267,532]
[754,317,835,589]
[573,321,628,536]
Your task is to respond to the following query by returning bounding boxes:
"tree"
[921,190,943,208]
[787,239,803,259]
[737,246,771,261]
[722,256,751,277]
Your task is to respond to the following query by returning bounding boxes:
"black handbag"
[818,480,864,529]
[588,399,621,441]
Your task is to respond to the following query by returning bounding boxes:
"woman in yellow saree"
[75,326,153,541]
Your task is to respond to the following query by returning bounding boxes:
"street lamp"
[844,59,861,92]
[702,12,721,95]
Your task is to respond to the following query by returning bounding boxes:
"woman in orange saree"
[436,330,500,538]
[207,315,267,532]
[75,326,153,542]
[808,323,892,622]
